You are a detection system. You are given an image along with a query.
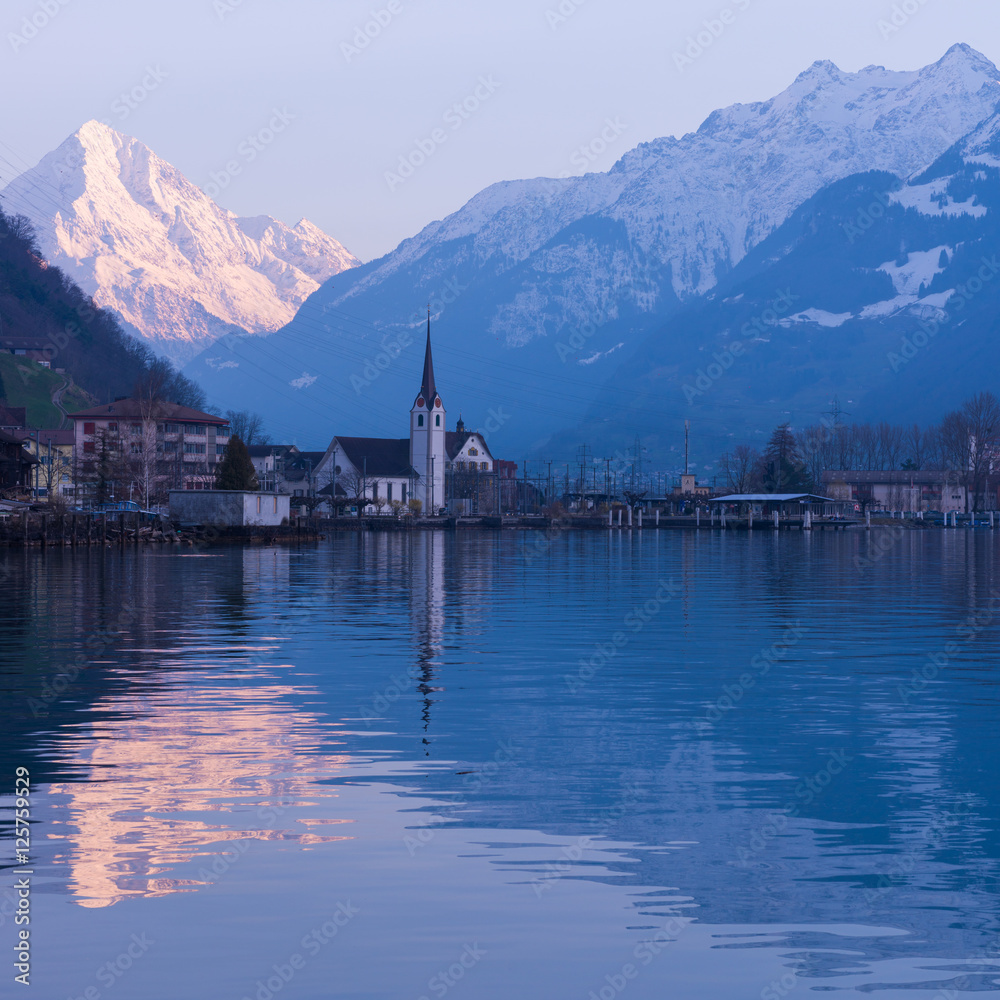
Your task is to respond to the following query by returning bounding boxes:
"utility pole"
[684,420,690,477]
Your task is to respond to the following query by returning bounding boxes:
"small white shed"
[169,490,290,527]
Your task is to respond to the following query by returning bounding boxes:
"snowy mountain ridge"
[330,43,1000,347]
[0,120,359,363]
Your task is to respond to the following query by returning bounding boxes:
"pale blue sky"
[1,0,997,261]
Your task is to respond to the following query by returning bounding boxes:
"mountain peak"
[1,123,359,364]
[934,42,999,75]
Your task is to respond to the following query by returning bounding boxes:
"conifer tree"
[214,435,259,490]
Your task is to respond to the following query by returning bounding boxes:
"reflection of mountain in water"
[48,681,352,907]
[4,532,999,961]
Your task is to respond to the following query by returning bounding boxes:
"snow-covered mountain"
[570,104,1000,467]
[0,120,358,364]
[187,44,1000,452]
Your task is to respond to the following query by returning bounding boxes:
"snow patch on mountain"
[781,309,852,328]
[879,247,950,295]
[0,121,359,364]
[326,44,1000,348]
[890,182,988,218]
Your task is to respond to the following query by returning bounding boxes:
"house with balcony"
[68,398,230,501]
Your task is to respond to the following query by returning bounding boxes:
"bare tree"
[337,468,382,517]
[719,444,762,493]
[224,410,270,447]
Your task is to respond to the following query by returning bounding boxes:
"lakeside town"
[2,324,998,538]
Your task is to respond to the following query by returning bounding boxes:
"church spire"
[418,307,437,406]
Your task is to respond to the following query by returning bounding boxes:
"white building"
[821,470,968,512]
[313,318,497,515]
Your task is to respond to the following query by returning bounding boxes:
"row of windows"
[82,441,224,456]
[81,421,227,436]
[415,414,442,428]
[455,460,490,471]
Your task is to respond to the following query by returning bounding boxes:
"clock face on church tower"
[417,397,425,407]
[434,397,441,408]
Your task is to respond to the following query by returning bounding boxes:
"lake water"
[2,529,999,999]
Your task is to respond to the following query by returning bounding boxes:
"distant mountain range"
[181,44,1000,462]
[0,121,358,365]
[4,46,1000,466]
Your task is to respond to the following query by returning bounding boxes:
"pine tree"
[761,423,812,493]
[214,435,259,490]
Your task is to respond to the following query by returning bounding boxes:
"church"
[313,317,496,514]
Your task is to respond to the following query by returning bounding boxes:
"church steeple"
[410,308,446,514]
[416,309,438,408]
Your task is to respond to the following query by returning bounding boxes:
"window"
[184,443,206,454]
[83,422,95,435]
[164,423,181,434]
[189,424,206,435]
[130,423,141,433]
[83,441,95,454]
[372,483,379,501]
[481,462,489,470]
[468,447,478,456]
[457,461,465,470]
[163,440,178,452]
[387,482,393,502]
[216,444,226,455]
[418,414,424,427]
[435,415,440,427]
[107,422,117,432]
[130,443,142,454]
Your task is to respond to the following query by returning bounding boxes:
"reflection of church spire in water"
[410,531,446,754]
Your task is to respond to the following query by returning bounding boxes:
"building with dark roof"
[311,319,500,514]
[67,398,230,499]
[0,429,37,493]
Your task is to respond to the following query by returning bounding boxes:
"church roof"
[335,436,417,478]
[445,430,493,461]
[415,314,438,408]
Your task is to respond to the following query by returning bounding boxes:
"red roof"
[68,399,228,425]
[13,429,75,446]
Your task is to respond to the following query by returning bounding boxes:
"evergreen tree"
[214,435,259,490]
[761,423,813,493]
